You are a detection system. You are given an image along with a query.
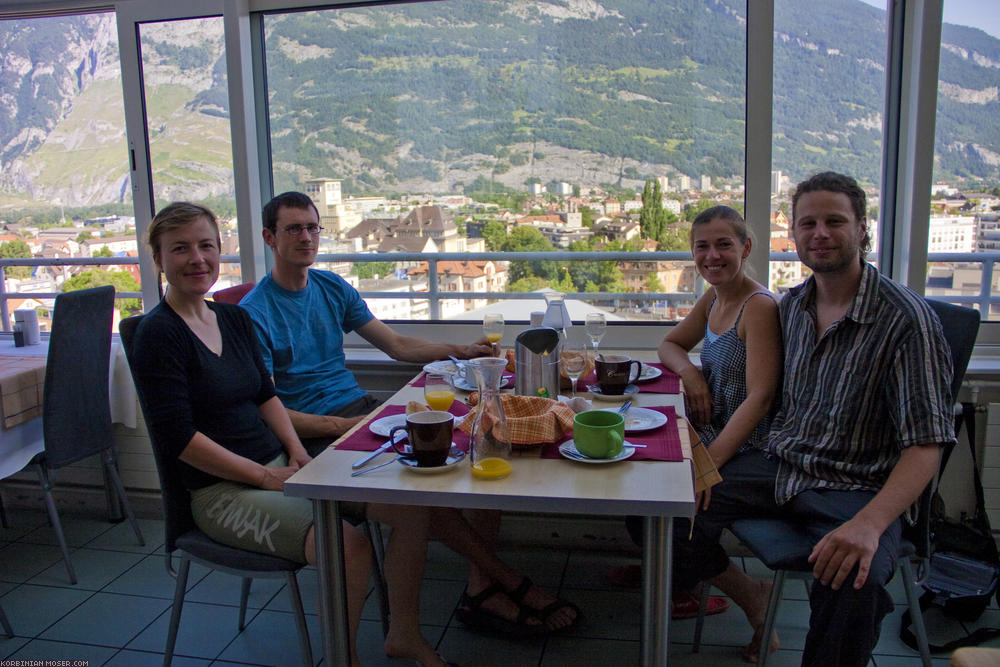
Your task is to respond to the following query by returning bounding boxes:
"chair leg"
[900,558,933,667]
[238,577,252,631]
[164,555,191,667]
[102,450,145,546]
[0,602,13,638]
[0,491,8,529]
[757,571,785,667]
[285,571,314,667]
[692,583,711,652]
[35,465,76,585]
[363,520,391,637]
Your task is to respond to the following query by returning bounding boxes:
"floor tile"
[0,584,93,637]
[184,568,285,609]
[83,517,163,554]
[0,542,70,583]
[543,635,640,665]
[20,514,116,548]
[438,625,546,665]
[102,553,183,598]
[263,567,318,616]
[7,638,117,664]
[0,635,30,658]
[564,550,639,591]
[127,599,250,659]
[558,586,641,641]
[39,591,170,647]
[28,547,145,590]
[105,647,210,666]
[216,608,322,666]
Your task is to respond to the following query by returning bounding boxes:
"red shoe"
[671,590,730,619]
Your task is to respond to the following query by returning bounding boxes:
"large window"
[769,0,889,293]
[925,0,1000,318]
[261,0,747,321]
[0,12,140,328]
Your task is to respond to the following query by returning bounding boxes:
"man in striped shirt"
[680,172,955,666]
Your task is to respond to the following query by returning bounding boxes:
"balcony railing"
[1,250,998,332]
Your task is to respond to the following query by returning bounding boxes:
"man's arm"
[283,406,366,439]
[357,318,493,363]
[808,442,941,591]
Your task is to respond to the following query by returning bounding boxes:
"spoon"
[350,457,400,477]
[618,400,632,415]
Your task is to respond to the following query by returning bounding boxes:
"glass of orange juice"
[423,373,455,411]
[483,313,504,355]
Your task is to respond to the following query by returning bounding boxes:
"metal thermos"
[514,327,561,398]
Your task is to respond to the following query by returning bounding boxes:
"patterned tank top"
[697,290,775,451]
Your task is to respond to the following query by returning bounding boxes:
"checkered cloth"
[458,394,576,445]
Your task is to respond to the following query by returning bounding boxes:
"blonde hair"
[147,202,220,266]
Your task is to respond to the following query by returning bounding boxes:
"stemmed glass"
[483,313,505,356]
[423,373,455,411]
[560,341,588,397]
[585,313,607,354]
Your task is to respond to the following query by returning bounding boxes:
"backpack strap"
[901,592,1000,653]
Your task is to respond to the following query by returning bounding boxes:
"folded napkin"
[458,394,575,445]
[335,402,472,452]
[540,405,682,462]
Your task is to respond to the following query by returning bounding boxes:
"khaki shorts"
[190,454,367,564]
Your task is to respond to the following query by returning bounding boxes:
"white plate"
[587,384,639,401]
[423,360,461,376]
[558,440,636,464]
[452,374,513,392]
[398,449,466,473]
[638,365,663,381]
[368,413,408,437]
[598,406,668,433]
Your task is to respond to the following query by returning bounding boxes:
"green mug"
[573,410,624,459]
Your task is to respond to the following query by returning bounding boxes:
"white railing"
[1,250,998,331]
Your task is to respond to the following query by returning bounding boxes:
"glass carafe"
[541,291,572,340]
[469,357,512,480]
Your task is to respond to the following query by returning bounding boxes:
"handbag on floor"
[900,403,1000,653]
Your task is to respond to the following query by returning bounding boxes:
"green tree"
[481,220,507,250]
[502,226,557,283]
[553,269,575,293]
[639,179,662,242]
[506,276,548,292]
[683,198,717,222]
[645,273,664,293]
[93,246,113,258]
[62,269,142,316]
[75,231,92,243]
[351,261,396,280]
[0,240,33,280]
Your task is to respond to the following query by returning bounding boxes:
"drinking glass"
[483,313,505,355]
[585,312,607,354]
[560,342,588,397]
[423,373,455,411]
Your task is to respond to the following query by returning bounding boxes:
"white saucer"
[558,440,636,464]
[369,413,407,437]
[452,374,513,392]
[637,365,663,381]
[598,406,668,433]
[587,384,639,401]
[398,449,466,473]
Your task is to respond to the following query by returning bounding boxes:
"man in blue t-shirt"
[240,191,492,445]
[240,191,579,639]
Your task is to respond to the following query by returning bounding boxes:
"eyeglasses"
[279,224,323,236]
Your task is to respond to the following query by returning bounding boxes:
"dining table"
[283,352,698,666]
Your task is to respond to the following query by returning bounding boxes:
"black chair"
[120,314,314,667]
[694,298,979,667]
[29,285,145,584]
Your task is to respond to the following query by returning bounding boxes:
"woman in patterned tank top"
[658,205,783,662]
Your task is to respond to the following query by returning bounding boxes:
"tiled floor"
[0,507,968,666]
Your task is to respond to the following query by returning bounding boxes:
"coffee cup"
[594,354,642,395]
[389,410,454,467]
[573,410,625,459]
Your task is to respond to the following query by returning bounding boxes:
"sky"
[857,0,1000,40]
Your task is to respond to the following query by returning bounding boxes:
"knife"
[351,456,401,477]
[352,440,395,469]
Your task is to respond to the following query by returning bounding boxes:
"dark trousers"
[300,393,383,457]
[675,450,901,667]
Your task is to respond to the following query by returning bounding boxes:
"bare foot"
[384,632,449,667]
[741,580,779,663]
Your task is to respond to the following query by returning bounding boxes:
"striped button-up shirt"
[769,263,956,506]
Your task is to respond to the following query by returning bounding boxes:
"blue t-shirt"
[239,270,375,415]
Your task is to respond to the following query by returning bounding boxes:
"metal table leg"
[314,499,351,666]
[642,515,673,667]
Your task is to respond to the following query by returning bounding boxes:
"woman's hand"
[258,465,301,491]
[287,447,312,470]
[680,367,712,426]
